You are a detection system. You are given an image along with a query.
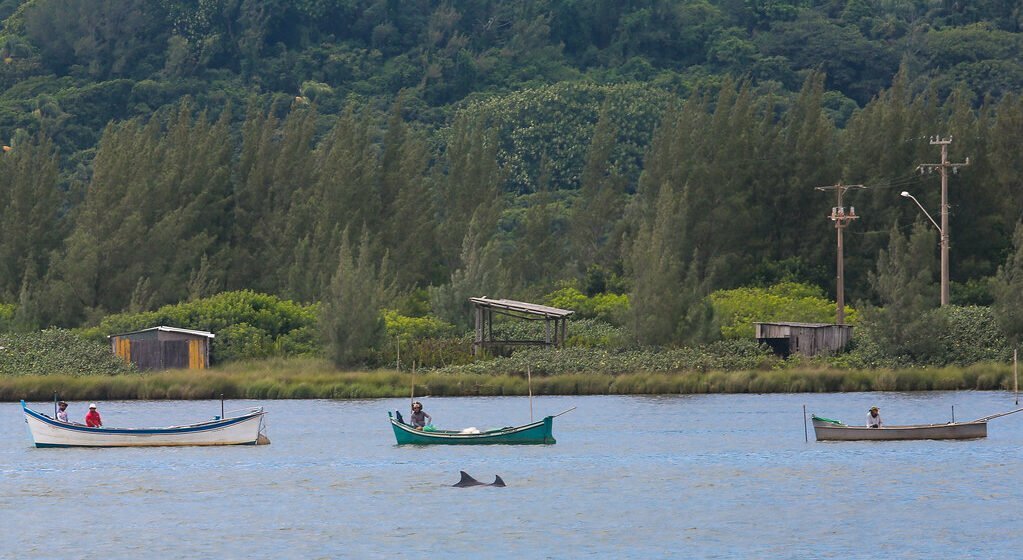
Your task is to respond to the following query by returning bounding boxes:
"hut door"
[188,339,205,369]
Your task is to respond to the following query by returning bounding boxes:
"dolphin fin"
[490,475,506,487]
[453,471,483,487]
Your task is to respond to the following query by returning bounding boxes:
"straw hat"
[869,406,879,411]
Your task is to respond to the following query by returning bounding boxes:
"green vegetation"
[711,282,859,339]
[1,358,1013,401]
[78,290,319,363]
[3,1,1023,395]
[0,329,135,376]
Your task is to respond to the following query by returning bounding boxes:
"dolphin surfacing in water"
[453,471,506,487]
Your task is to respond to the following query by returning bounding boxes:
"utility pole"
[816,182,865,325]
[916,137,969,307]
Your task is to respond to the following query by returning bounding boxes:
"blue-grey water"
[3,392,1023,559]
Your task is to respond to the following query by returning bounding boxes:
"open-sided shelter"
[469,297,574,356]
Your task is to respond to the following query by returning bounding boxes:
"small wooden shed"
[108,326,215,370]
[754,322,853,357]
[469,297,574,356]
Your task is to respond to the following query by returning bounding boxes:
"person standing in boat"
[85,403,103,427]
[866,406,882,428]
[410,401,431,430]
[56,401,69,422]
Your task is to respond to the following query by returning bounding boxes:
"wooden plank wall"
[129,340,162,370]
[187,339,206,369]
[112,337,132,363]
[124,339,203,370]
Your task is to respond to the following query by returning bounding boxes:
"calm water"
[3,392,1023,558]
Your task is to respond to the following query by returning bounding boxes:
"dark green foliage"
[23,0,168,80]
[991,221,1023,344]
[320,229,394,367]
[863,221,940,360]
[0,132,62,310]
[4,1,1023,374]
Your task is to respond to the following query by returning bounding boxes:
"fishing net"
[811,415,843,425]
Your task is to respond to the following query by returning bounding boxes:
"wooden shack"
[108,326,215,370]
[754,322,852,357]
[469,297,573,356]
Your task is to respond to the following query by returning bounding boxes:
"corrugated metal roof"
[469,297,574,318]
[753,322,852,329]
[107,326,216,339]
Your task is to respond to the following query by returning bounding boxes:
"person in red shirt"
[85,403,102,427]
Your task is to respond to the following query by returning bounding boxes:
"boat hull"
[390,414,556,445]
[22,403,267,447]
[812,417,987,441]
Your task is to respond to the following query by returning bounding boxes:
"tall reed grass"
[0,358,1015,401]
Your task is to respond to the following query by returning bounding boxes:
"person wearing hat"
[866,406,882,428]
[85,403,103,427]
[56,401,69,423]
[409,401,431,430]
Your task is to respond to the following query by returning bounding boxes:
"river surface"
[3,392,1023,558]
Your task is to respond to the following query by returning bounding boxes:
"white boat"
[811,415,987,441]
[811,407,1023,442]
[21,401,269,447]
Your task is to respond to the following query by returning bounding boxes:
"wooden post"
[1015,349,1019,406]
[473,305,483,356]
[527,364,534,422]
[803,405,808,443]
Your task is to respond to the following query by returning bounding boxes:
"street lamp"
[900,190,946,304]
[900,191,940,231]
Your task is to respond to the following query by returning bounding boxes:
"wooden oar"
[550,406,577,418]
[527,364,533,422]
[410,361,416,409]
[970,407,1023,423]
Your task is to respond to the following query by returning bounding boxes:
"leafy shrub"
[379,310,468,369]
[710,282,857,339]
[0,329,136,376]
[544,287,629,323]
[844,305,1010,368]
[436,338,775,376]
[934,305,1010,365]
[384,310,456,344]
[79,290,318,363]
[0,303,14,331]
[481,316,627,350]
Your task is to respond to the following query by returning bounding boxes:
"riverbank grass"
[0,358,1015,401]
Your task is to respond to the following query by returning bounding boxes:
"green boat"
[388,409,572,445]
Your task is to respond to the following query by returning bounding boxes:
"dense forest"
[2,0,1023,368]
